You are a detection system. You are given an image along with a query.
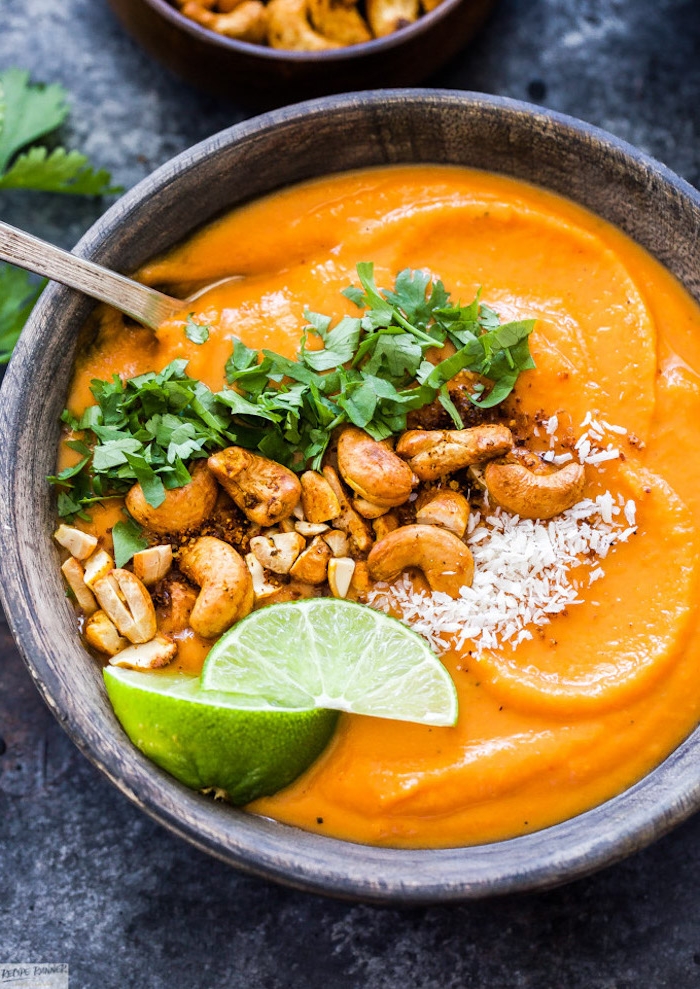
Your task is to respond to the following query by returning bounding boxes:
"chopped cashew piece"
[415,489,471,538]
[162,580,198,633]
[208,446,302,526]
[300,470,342,523]
[267,0,340,49]
[367,524,474,598]
[295,520,330,537]
[245,553,279,602]
[133,545,173,586]
[372,512,399,541]
[83,549,115,589]
[396,425,514,481]
[352,497,390,519]
[322,530,349,557]
[109,634,178,671]
[179,0,268,42]
[249,531,306,574]
[366,0,419,35]
[84,610,128,657]
[179,536,253,638]
[61,557,98,615]
[308,0,371,44]
[484,459,586,519]
[53,524,98,560]
[126,461,218,535]
[349,560,371,595]
[93,569,157,644]
[322,465,373,554]
[289,535,332,584]
[328,557,356,599]
[337,426,414,507]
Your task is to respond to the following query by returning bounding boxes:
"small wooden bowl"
[3,91,700,903]
[106,0,497,106]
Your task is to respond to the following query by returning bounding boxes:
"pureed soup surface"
[65,165,700,848]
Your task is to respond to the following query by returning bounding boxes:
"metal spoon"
[0,220,190,330]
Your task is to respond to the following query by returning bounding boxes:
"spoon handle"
[0,220,183,330]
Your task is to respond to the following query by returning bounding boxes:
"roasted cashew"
[53,524,98,560]
[179,0,268,42]
[337,427,414,508]
[367,524,474,598]
[321,465,373,553]
[208,446,301,527]
[308,0,371,44]
[366,0,418,36]
[109,635,178,671]
[396,425,513,481]
[93,569,157,644]
[415,488,470,538]
[126,461,218,535]
[178,536,253,639]
[484,457,586,519]
[132,545,173,587]
[300,470,341,523]
[267,0,340,50]
[85,610,127,657]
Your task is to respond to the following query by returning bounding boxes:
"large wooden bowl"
[2,91,700,903]
[106,0,497,107]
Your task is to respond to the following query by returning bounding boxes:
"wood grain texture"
[2,91,700,903]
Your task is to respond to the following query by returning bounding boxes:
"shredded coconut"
[367,493,637,656]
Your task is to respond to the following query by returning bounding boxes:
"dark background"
[2,1,700,985]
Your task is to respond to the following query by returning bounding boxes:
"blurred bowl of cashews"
[106,0,497,105]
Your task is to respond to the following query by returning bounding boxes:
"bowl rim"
[135,0,478,61]
[3,88,700,904]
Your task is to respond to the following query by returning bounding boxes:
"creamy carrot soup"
[57,165,700,848]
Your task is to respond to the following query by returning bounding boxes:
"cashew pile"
[173,0,444,50]
[56,421,585,671]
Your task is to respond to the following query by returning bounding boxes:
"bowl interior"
[3,90,700,903]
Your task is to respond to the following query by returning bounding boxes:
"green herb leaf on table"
[51,265,536,516]
[0,263,46,364]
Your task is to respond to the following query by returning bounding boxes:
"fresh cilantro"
[52,264,536,515]
[184,313,211,345]
[0,68,119,194]
[0,264,46,364]
[112,517,149,568]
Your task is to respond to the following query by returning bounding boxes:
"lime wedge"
[200,598,458,727]
[103,667,338,804]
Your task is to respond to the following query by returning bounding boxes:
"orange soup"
[61,165,700,848]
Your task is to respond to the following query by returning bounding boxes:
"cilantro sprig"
[51,265,535,519]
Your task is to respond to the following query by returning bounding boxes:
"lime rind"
[200,598,458,727]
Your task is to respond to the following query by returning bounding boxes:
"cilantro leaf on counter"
[0,264,46,364]
[51,265,536,516]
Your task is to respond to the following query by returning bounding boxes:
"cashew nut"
[53,524,98,560]
[337,427,414,508]
[267,0,340,49]
[367,524,474,598]
[415,489,471,538]
[61,557,98,615]
[352,496,391,519]
[84,610,128,657]
[366,0,418,36]
[396,425,514,481]
[372,511,399,542]
[321,465,373,553]
[484,458,586,520]
[160,579,199,634]
[178,536,253,639]
[109,635,178,671]
[300,470,341,523]
[93,569,157,644]
[126,461,218,535]
[208,446,301,527]
[328,557,356,599]
[83,549,115,589]
[132,545,173,586]
[249,531,306,574]
[179,0,268,42]
[308,0,371,44]
[289,535,332,584]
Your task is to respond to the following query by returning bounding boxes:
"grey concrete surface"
[2,0,700,985]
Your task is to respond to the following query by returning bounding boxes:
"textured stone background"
[1,1,700,985]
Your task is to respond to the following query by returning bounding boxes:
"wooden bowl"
[3,90,700,903]
[106,0,497,106]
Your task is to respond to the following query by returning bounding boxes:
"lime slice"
[200,598,458,727]
[103,667,338,804]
